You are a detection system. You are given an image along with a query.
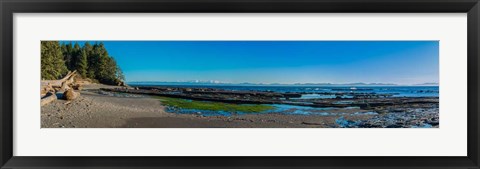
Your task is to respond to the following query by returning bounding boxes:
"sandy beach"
[42,83,439,128]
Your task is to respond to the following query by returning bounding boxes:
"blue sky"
[65,41,439,85]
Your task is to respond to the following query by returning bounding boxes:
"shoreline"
[41,84,439,128]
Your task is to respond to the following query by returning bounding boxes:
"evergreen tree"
[103,57,120,84]
[116,67,125,82]
[71,42,81,71]
[87,42,105,80]
[42,41,125,85]
[76,48,88,77]
[41,41,68,80]
[94,43,117,84]
[83,42,95,79]
[62,42,75,70]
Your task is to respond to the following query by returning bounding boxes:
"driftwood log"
[40,83,55,97]
[41,71,77,95]
[63,89,80,100]
[73,84,83,90]
[40,71,78,106]
[40,92,57,106]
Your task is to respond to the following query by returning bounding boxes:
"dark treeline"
[41,41,125,85]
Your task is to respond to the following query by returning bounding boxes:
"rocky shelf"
[100,86,439,111]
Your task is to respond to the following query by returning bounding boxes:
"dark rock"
[302,122,323,125]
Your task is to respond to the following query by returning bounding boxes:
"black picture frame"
[1,0,479,168]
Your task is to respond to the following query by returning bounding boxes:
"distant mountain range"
[127,81,439,86]
[413,82,439,86]
[292,82,397,86]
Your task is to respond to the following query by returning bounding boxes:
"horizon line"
[125,81,439,86]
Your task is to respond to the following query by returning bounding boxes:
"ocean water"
[128,84,439,98]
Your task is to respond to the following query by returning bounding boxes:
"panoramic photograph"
[40,41,439,128]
